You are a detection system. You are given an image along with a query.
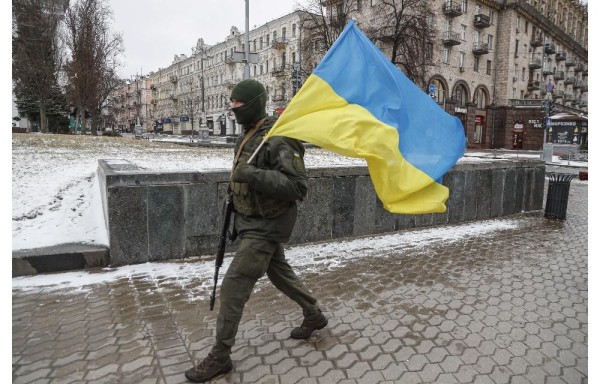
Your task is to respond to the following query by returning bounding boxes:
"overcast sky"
[106,0,302,79]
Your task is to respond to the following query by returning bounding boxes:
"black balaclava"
[230,79,268,128]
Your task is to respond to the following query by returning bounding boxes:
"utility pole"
[243,0,250,80]
[541,34,553,163]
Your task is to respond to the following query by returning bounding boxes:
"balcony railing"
[527,81,541,91]
[565,58,576,67]
[574,63,584,73]
[554,91,564,99]
[573,80,583,89]
[271,38,288,50]
[543,65,554,75]
[544,43,556,54]
[169,76,178,83]
[530,35,543,47]
[528,58,542,69]
[555,52,566,61]
[553,71,564,80]
[472,42,489,55]
[442,1,462,17]
[473,13,490,28]
[564,77,574,85]
[442,31,461,46]
[272,65,288,77]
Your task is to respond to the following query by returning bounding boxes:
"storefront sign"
[513,122,524,132]
[455,107,467,114]
[528,119,542,129]
[180,116,189,122]
[475,115,484,124]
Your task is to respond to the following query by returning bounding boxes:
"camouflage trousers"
[209,237,321,359]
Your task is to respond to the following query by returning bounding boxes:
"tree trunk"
[91,112,98,136]
[39,102,48,133]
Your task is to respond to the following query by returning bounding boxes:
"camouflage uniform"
[210,116,322,359]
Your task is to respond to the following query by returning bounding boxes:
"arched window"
[474,87,488,109]
[432,79,446,104]
[454,84,468,106]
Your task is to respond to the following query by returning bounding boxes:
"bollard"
[544,172,576,220]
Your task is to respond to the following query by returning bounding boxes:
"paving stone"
[12,182,589,384]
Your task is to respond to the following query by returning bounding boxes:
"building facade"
[112,1,587,150]
[142,11,315,136]
[329,0,587,150]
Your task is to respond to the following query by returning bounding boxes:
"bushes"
[102,130,121,137]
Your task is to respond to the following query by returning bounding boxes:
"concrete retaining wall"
[98,159,545,266]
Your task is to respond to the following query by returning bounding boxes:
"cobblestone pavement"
[12,181,588,384]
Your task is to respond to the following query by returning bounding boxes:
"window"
[426,43,433,60]
[260,37,263,49]
[267,34,270,45]
[461,0,467,13]
[525,20,529,34]
[455,85,467,106]
[474,56,480,72]
[443,48,450,64]
[459,52,466,70]
[487,34,494,51]
[486,60,492,75]
[512,88,516,98]
[460,24,467,40]
[475,4,481,14]
[273,31,277,41]
[357,0,362,11]
[516,15,521,32]
[515,40,519,57]
[292,24,296,37]
[489,10,495,25]
[282,27,286,40]
[522,67,526,81]
[260,64,263,75]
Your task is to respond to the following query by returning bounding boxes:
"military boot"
[290,311,328,339]
[184,354,233,383]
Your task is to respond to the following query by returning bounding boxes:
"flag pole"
[246,138,267,163]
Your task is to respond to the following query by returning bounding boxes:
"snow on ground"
[12,217,522,292]
[12,133,587,254]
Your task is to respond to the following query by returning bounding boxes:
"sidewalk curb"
[12,243,110,277]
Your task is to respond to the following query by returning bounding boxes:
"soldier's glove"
[232,162,256,184]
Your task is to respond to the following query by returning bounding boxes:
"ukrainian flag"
[267,20,466,214]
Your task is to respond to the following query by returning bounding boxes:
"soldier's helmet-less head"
[230,79,268,126]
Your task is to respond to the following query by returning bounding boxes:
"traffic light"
[548,101,554,116]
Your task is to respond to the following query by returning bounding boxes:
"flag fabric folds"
[266,20,466,214]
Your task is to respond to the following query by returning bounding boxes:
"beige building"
[145,11,315,136]
[115,0,587,150]
[328,0,587,150]
[112,77,153,133]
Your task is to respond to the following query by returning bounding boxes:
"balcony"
[272,94,286,102]
[169,75,178,83]
[581,84,588,92]
[563,94,573,102]
[582,68,587,76]
[442,31,461,46]
[527,81,541,91]
[553,71,564,80]
[564,76,574,85]
[565,58,576,67]
[573,80,583,89]
[555,51,566,61]
[225,55,235,64]
[442,1,462,17]
[544,43,556,54]
[528,58,542,69]
[530,35,543,47]
[271,38,288,50]
[472,42,489,55]
[272,65,288,77]
[554,91,564,99]
[542,65,554,76]
[473,13,490,28]
[574,63,584,73]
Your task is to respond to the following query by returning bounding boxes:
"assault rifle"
[209,194,234,311]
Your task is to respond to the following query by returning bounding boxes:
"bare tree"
[12,0,69,133]
[64,0,123,135]
[366,0,436,88]
[296,0,360,74]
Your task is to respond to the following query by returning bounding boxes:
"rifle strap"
[232,117,267,169]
